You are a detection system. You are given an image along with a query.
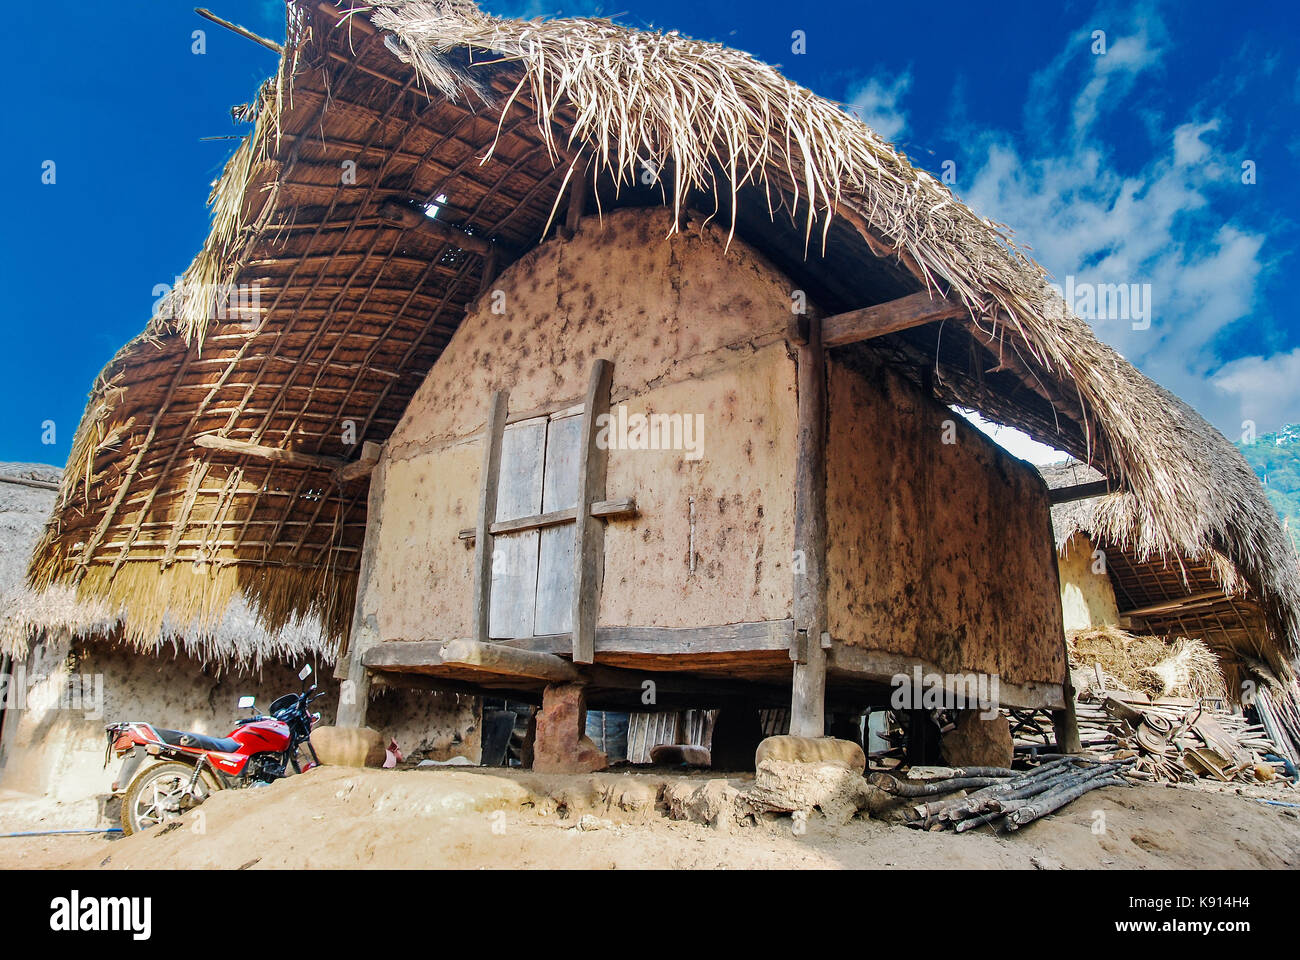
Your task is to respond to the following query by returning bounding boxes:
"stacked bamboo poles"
[1257,687,1300,766]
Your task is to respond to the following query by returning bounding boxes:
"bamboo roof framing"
[28,0,1300,669]
[1044,461,1290,679]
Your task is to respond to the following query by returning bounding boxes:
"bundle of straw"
[1067,625,1225,700]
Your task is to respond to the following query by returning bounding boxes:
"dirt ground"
[3,765,1298,869]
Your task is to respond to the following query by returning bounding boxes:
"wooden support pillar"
[335,455,390,728]
[473,391,509,644]
[1053,687,1083,754]
[571,359,613,664]
[563,160,589,238]
[334,666,371,729]
[477,246,500,297]
[790,315,829,737]
[1044,499,1081,753]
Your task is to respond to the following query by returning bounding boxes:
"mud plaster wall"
[357,206,801,649]
[825,353,1065,687]
[0,636,476,818]
[1057,532,1121,632]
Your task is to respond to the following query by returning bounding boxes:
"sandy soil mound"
[2,765,1298,870]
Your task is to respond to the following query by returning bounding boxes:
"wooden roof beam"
[316,1,377,35]
[195,7,283,54]
[334,441,382,483]
[1120,589,1229,619]
[807,291,968,348]
[195,434,346,470]
[1049,479,1116,504]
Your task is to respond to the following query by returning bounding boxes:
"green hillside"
[1237,424,1300,552]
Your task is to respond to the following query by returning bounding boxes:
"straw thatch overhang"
[1044,460,1292,679]
[29,0,1300,660]
[2,465,331,668]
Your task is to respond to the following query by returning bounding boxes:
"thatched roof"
[1043,460,1291,676]
[2,465,331,667]
[29,0,1300,663]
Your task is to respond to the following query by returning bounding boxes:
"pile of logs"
[871,757,1135,833]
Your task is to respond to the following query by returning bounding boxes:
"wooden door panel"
[489,529,540,639]
[534,523,575,635]
[534,413,582,635]
[495,420,545,522]
[541,413,582,511]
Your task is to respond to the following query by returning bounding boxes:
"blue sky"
[3,0,1297,466]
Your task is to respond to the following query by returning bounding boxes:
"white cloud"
[1069,26,1161,138]
[1173,118,1220,167]
[845,72,912,142]
[1212,349,1300,439]
[956,6,1283,434]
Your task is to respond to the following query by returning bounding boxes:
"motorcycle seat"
[156,728,242,753]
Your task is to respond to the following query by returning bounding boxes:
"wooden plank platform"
[360,622,1065,711]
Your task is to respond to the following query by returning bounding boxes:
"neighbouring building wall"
[0,635,333,808]
[354,207,801,655]
[0,635,476,819]
[825,352,1066,688]
[1057,531,1121,632]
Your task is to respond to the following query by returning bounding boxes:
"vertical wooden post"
[473,391,509,644]
[572,359,613,664]
[564,159,589,237]
[790,316,828,737]
[477,247,500,297]
[1044,505,1082,753]
[335,454,389,728]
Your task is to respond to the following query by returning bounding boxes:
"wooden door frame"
[471,360,615,664]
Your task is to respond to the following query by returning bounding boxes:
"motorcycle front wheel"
[121,761,216,836]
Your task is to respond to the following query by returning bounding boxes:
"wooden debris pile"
[1003,625,1300,785]
[1013,693,1292,784]
[871,757,1134,833]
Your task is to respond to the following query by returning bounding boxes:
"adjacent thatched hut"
[26,1,1300,769]
[1,465,473,818]
[1043,460,1300,758]
[0,465,329,814]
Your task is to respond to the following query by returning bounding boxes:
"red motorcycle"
[106,664,326,835]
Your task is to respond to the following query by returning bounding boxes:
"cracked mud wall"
[825,351,1066,687]
[359,206,801,652]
